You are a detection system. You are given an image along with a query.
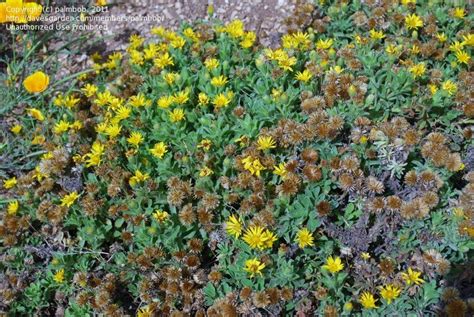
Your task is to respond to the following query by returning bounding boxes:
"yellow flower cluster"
[282,31,311,50]
[265,48,297,72]
[212,91,234,109]
[243,225,277,250]
[83,141,105,167]
[3,177,17,189]
[225,216,277,251]
[129,170,150,187]
[241,156,266,177]
[220,20,256,48]
[359,268,424,309]
[153,210,169,223]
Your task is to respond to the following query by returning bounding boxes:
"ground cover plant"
[0,0,473,316]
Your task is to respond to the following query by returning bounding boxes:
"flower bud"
[344,302,353,311]
[207,4,214,16]
[348,84,357,97]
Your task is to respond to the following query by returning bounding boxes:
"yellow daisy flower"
[359,291,378,309]
[295,228,315,248]
[401,268,424,285]
[256,136,276,150]
[244,258,265,277]
[225,215,243,238]
[380,284,401,304]
[322,256,344,274]
[405,14,423,30]
[149,142,168,159]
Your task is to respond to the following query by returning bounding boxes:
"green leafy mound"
[1,1,473,316]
